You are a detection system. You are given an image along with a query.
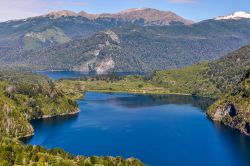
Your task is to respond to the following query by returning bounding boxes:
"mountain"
[69,44,250,135]
[216,11,250,20]
[150,44,250,98]
[59,44,250,136]
[148,44,250,135]
[206,45,250,135]
[46,8,193,26]
[0,8,192,52]
[3,18,250,73]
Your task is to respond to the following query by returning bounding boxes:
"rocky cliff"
[207,73,250,135]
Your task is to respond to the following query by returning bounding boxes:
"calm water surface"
[24,92,250,166]
[36,71,144,80]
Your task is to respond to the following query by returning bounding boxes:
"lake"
[36,71,144,80]
[24,92,250,166]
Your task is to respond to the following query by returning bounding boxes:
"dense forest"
[207,72,250,135]
[0,71,143,166]
[67,44,250,99]
[0,71,80,138]
[1,19,250,73]
[59,45,250,135]
[0,138,142,166]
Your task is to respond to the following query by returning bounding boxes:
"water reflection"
[213,122,250,165]
[89,93,214,111]
[36,71,144,80]
[22,114,79,143]
[23,92,250,166]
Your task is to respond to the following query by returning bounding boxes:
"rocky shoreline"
[18,108,80,139]
[37,108,80,119]
[207,103,250,136]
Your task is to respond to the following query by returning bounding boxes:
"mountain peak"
[46,10,77,18]
[105,8,194,25]
[118,8,153,13]
[216,11,250,20]
[43,8,193,25]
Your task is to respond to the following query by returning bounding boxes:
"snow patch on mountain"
[216,12,250,20]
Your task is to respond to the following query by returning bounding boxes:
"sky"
[0,0,250,22]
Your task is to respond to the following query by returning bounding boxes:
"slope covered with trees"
[207,72,250,135]
[59,44,250,136]
[0,138,142,166]
[0,71,143,166]
[2,19,250,73]
[150,44,250,98]
[0,71,80,138]
[0,8,191,52]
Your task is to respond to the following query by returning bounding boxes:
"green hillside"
[78,44,250,136]
[207,72,250,135]
[150,45,250,98]
[0,71,80,138]
[0,138,142,166]
[0,71,143,166]
[2,19,250,72]
[58,44,250,137]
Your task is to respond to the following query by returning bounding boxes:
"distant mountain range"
[0,8,192,51]
[46,8,194,25]
[0,9,250,73]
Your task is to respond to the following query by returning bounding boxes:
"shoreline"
[18,108,80,140]
[38,108,80,119]
[19,90,212,140]
[17,133,35,139]
[86,89,201,97]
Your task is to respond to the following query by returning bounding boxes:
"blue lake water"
[36,71,144,80]
[24,92,250,166]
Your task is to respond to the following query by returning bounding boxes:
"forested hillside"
[0,71,80,138]
[207,72,250,135]
[59,44,250,136]
[150,44,250,98]
[0,138,142,165]
[2,19,250,73]
[0,8,191,52]
[70,44,250,99]
[0,71,143,166]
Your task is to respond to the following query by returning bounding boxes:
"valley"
[53,44,250,137]
[0,6,250,166]
[1,9,250,73]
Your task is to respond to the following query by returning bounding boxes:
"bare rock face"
[95,57,115,74]
[104,30,120,43]
[71,30,119,73]
[211,104,237,121]
[111,8,194,25]
[45,8,194,26]
[46,10,78,18]
[208,103,250,136]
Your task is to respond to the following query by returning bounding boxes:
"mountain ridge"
[216,11,250,20]
[43,8,194,26]
[0,8,193,52]
[3,18,250,73]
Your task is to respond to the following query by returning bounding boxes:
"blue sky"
[0,0,250,21]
